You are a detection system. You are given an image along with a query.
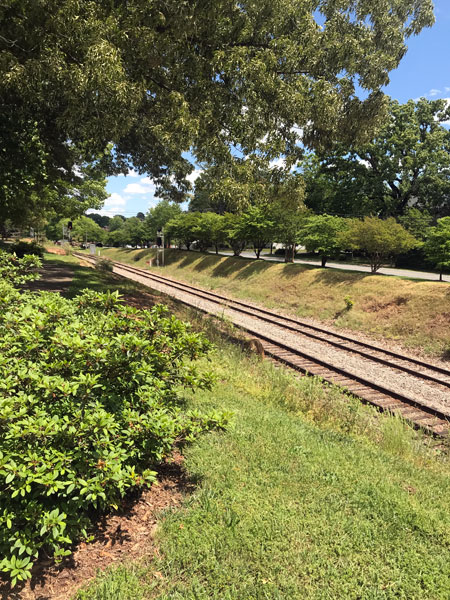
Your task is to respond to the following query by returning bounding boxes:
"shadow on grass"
[211,256,253,278]
[280,262,317,279]
[234,259,274,280]
[307,266,371,287]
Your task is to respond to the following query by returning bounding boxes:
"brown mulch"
[1,455,192,600]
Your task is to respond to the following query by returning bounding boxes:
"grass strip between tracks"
[42,254,450,600]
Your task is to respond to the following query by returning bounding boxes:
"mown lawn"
[41,253,450,599]
[75,344,450,599]
[96,247,450,357]
[72,332,450,599]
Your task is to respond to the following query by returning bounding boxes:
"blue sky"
[97,0,450,218]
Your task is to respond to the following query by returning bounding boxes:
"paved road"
[217,250,450,283]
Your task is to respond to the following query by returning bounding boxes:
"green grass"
[36,256,450,599]
[74,342,450,599]
[41,252,163,300]
[94,247,450,357]
[71,329,450,599]
[75,564,148,600]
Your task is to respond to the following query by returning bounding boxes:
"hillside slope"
[97,248,450,358]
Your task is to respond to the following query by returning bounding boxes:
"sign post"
[157,230,165,267]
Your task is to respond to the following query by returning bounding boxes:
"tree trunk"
[285,245,294,263]
[270,242,273,255]
[215,243,218,254]
[440,271,443,281]
[321,255,327,268]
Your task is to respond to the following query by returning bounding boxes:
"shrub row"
[0,252,229,586]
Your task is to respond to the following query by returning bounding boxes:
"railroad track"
[75,253,450,437]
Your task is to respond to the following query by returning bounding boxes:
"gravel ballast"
[113,264,450,417]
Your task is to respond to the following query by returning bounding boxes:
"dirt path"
[26,262,74,294]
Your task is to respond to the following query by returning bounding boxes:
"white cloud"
[123,182,151,195]
[105,192,126,206]
[358,158,371,168]
[139,176,156,187]
[117,168,140,178]
[91,192,127,217]
[415,87,450,102]
[269,157,286,169]
[186,169,203,184]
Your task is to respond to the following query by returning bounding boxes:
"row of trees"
[45,201,183,248]
[165,209,450,278]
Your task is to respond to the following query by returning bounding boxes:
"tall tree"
[145,201,182,243]
[1,0,434,217]
[71,216,106,245]
[87,214,111,229]
[238,206,276,259]
[301,214,348,267]
[304,99,450,218]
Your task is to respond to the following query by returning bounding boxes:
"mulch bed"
[25,263,74,294]
[1,455,192,600]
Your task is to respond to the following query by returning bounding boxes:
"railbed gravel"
[114,264,450,417]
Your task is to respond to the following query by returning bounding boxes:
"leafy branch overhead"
[0,0,435,216]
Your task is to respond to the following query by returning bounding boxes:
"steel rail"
[74,254,450,436]
[97,257,450,385]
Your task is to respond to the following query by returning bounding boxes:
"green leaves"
[0,250,42,284]
[305,98,450,218]
[0,285,228,582]
[422,216,450,277]
[339,217,418,272]
[0,0,435,225]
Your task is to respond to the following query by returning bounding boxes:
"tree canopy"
[1,0,434,219]
[301,214,348,267]
[145,200,182,241]
[304,99,450,218]
[422,217,450,280]
[340,217,417,272]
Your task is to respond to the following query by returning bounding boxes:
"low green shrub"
[0,265,229,586]
[95,258,114,272]
[9,240,45,258]
[0,250,41,284]
[344,295,354,310]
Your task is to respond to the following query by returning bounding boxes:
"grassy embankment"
[38,254,450,600]
[95,247,450,357]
